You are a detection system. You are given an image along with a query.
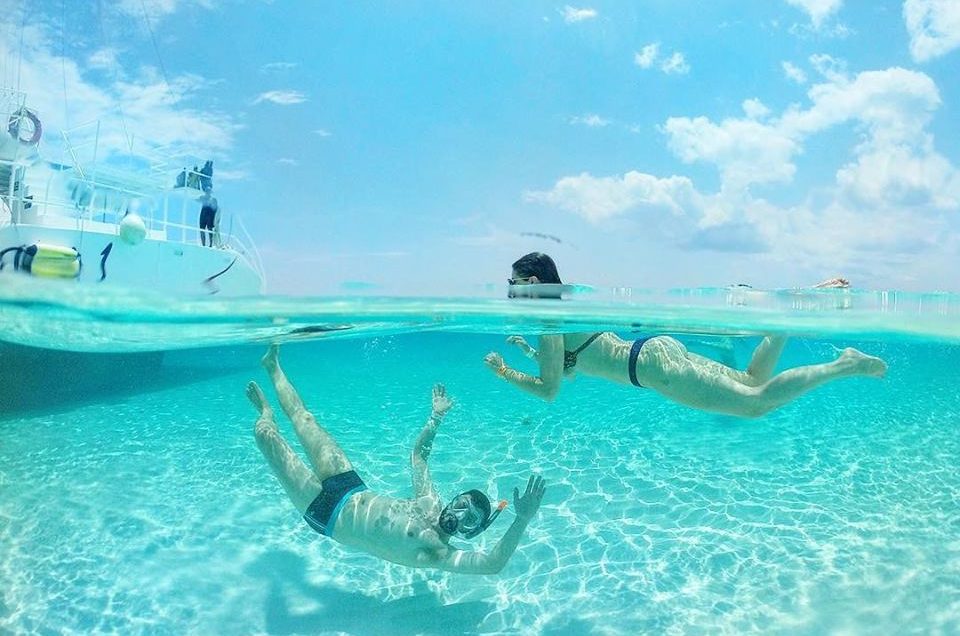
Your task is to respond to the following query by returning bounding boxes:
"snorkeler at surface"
[249,344,546,574]
[484,252,888,419]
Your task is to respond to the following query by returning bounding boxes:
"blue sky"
[2,0,959,294]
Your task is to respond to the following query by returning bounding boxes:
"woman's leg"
[641,338,886,418]
[261,344,353,480]
[744,335,788,384]
[678,336,787,388]
[746,349,886,415]
[247,381,321,513]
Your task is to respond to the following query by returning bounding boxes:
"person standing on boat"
[248,344,546,574]
[484,252,888,419]
[198,188,219,247]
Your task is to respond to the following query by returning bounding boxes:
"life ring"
[7,108,42,146]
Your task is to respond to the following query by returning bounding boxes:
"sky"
[2,0,959,295]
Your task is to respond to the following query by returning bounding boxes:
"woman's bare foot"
[246,381,273,416]
[261,344,280,372]
[838,348,887,378]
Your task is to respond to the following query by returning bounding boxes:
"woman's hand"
[506,335,537,359]
[483,352,505,375]
[431,383,453,417]
[506,335,528,348]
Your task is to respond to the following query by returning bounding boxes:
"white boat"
[0,88,265,297]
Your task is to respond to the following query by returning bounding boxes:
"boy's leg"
[261,345,353,480]
[248,382,320,513]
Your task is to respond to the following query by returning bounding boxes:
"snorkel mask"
[507,283,571,300]
[438,490,508,539]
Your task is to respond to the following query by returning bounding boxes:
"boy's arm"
[429,475,546,575]
[411,384,452,499]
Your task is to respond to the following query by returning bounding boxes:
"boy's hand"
[431,383,453,416]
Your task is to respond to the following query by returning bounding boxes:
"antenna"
[16,0,27,92]
[137,0,189,145]
[95,0,134,154]
[61,0,70,131]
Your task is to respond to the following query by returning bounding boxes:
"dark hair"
[511,252,562,284]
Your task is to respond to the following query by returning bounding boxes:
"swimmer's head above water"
[439,490,508,539]
[508,252,562,298]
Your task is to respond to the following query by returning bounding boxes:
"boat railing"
[60,119,102,179]
[0,155,265,286]
[3,100,265,288]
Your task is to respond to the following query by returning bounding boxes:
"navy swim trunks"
[303,470,367,537]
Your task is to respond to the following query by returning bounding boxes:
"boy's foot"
[261,344,280,372]
[246,381,273,415]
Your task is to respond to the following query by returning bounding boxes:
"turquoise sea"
[1,278,959,635]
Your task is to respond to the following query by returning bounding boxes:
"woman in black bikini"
[483,252,887,419]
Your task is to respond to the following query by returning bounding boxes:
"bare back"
[556,332,634,384]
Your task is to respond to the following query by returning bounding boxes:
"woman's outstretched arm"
[484,334,564,401]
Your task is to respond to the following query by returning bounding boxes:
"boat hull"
[0,341,164,414]
[0,223,263,296]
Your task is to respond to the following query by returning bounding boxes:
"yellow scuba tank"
[0,243,82,279]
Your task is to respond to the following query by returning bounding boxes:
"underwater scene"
[4,1,960,634]
[2,281,959,635]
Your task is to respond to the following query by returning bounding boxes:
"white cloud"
[660,52,690,75]
[313,129,332,137]
[88,48,120,71]
[904,0,960,62]
[779,67,940,141]
[451,223,524,247]
[524,171,695,222]
[836,140,959,209]
[0,23,239,162]
[782,61,808,84]
[785,0,843,29]
[252,90,307,105]
[560,6,597,23]
[569,114,610,127]
[116,0,216,20]
[663,116,799,190]
[261,62,298,72]
[214,168,249,181]
[634,43,659,69]
[528,63,959,286]
[808,53,847,81]
[742,98,771,120]
[634,43,690,74]
[277,158,299,166]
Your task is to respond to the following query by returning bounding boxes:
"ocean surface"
[1,278,959,635]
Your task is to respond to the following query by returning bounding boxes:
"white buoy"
[119,213,147,245]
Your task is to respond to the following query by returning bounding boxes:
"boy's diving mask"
[438,490,508,539]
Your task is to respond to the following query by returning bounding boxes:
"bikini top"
[563,332,603,370]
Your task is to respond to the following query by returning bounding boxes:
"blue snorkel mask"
[438,490,508,539]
